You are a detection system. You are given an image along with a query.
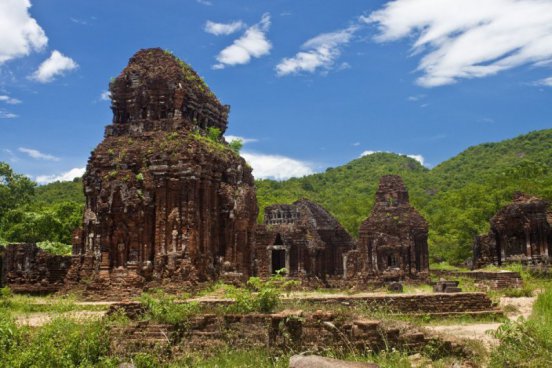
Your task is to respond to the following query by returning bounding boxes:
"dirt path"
[425,296,536,349]
[16,311,106,327]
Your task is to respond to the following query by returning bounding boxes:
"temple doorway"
[271,249,286,274]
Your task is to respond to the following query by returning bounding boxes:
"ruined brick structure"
[254,199,355,278]
[473,192,551,268]
[1,244,71,293]
[346,175,429,280]
[67,48,258,291]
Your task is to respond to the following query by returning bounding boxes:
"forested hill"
[429,129,552,191]
[9,128,552,264]
[256,129,552,262]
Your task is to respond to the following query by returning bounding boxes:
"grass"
[490,286,552,367]
[0,290,109,317]
[124,349,462,368]
[430,262,468,271]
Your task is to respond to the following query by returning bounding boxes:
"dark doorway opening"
[272,249,286,274]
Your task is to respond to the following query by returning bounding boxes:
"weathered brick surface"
[433,270,523,289]
[110,312,447,356]
[289,293,495,313]
[346,175,429,281]
[254,199,355,279]
[67,48,258,293]
[1,244,71,293]
[474,193,551,268]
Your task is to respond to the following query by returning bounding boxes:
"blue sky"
[1,0,552,183]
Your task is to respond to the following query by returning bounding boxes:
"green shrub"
[206,127,221,142]
[224,274,299,314]
[502,284,534,298]
[37,240,72,256]
[228,139,243,154]
[0,316,115,368]
[0,287,12,309]
[138,289,199,325]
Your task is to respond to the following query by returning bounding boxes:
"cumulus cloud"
[0,95,21,104]
[0,0,48,64]
[205,20,245,36]
[360,150,425,166]
[241,151,314,180]
[35,167,85,185]
[276,26,358,76]
[366,0,552,87]
[224,135,258,144]
[18,147,60,161]
[30,50,78,83]
[213,13,272,69]
[196,0,212,5]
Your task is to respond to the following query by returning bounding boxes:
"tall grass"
[490,287,552,367]
[0,313,117,368]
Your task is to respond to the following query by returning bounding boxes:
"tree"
[0,162,35,222]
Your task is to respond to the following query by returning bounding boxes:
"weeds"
[490,287,552,367]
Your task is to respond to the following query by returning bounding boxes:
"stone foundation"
[110,311,458,357]
[433,270,523,290]
[285,292,496,314]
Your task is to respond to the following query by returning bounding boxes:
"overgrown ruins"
[345,175,429,281]
[254,199,355,278]
[66,48,258,291]
[473,192,552,268]
[0,49,440,294]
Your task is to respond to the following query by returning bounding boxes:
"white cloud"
[0,110,18,119]
[196,0,212,5]
[0,0,48,64]
[205,20,245,36]
[100,90,110,101]
[0,95,21,104]
[276,26,357,76]
[35,167,85,185]
[30,50,78,83]
[18,147,60,161]
[352,142,360,146]
[407,94,425,102]
[241,151,314,180]
[224,135,258,144]
[534,76,552,87]
[360,150,425,166]
[213,13,272,69]
[366,0,552,87]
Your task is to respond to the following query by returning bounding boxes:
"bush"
[138,289,199,325]
[206,127,221,142]
[0,316,115,368]
[502,284,534,298]
[224,274,299,314]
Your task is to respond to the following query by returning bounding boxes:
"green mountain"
[257,129,552,262]
[19,128,552,263]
